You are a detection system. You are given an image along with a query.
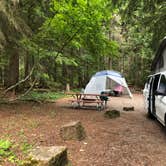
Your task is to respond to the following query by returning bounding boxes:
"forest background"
[0,0,165,98]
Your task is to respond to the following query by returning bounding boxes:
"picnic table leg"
[105,101,107,108]
[77,101,81,108]
[71,101,80,108]
[97,102,104,111]
[97,103,101,111]
[82,101,85,107]
[71,101,76,108]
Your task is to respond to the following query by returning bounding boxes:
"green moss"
[20,158,38,166]
[77,125,86,141]
[104,110,120,119]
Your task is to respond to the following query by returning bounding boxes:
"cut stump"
[104,110,120,119]
[123,106,134,111]
[60,121,86,141]
[23,146,68,166]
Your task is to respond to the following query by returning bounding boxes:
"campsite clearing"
[1,94,166,166]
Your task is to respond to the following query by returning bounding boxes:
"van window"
[152,74,160,92]
[158,75,166,93]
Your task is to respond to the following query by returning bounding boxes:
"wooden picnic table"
[66,92,108,110]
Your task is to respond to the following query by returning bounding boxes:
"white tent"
[84,70,133,98]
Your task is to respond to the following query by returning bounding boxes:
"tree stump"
[23,146,68,166]
[104,110,120,119]
[60,121,86,141]
[123,106,134,111]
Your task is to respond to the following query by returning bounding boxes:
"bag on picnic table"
[100,91,108,101]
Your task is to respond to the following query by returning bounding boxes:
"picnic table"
[66,92,108,110]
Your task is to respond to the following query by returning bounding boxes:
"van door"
[155,74,166,124]
[149,74,160,116]
[143,77,152,110]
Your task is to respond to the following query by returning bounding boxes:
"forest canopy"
[0,0,165,94]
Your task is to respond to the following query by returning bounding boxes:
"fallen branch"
[4,66,35,94]
[5,77,38,102]
[19,77,37,98]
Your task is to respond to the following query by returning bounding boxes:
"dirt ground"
[1,94,166,166]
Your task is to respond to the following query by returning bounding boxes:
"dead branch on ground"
[4,66,35,94]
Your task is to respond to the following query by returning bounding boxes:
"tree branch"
[4,66,35,94]
[5,77,38,103]
[55,28,81,59]
[19,77,37,98]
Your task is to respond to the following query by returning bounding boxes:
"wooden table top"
[65,92,108,96]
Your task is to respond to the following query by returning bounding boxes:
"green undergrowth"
[0,139,32,165]
[0,139,12,157]
[71,88,81,92]
[20,91,65,102]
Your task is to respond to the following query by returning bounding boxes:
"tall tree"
[22,0,119,88]
[0,0,30,88]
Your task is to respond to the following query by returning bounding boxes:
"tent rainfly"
[84,70,133,98]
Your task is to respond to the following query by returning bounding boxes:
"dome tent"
[84,70,133,98]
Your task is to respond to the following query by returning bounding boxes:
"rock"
[60,121,86,141]
[123,107,134,111]
[104,110,120,119]
[23,146,68,166]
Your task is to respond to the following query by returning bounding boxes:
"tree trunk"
[108,57,112,70]
[0,67,3,84]
[24,53,30,78]
[4,48,19,89]
[62,63,69,89]
[78,67,84,88]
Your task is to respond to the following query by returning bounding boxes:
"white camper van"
[143,37,166,126]
[143,72,166,125]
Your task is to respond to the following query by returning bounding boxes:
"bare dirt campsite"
[1,0,166,166]
[1,94,166,166]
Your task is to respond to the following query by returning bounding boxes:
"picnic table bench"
[66,92,108,110]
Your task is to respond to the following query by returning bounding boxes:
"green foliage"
[36,0,115,57]
[20,141,33,154]
[19,0,49,32]
[103,40,119,57]
[0,139,12,157]
[3,0,162,92]
[109,0,166,86]
[18,0,120,89]
[121,0,166,50]
[0,138,34,165]
[56,56,78,66]
[0,139,18,164]
[20,91,65,102]
[122,30,153,86]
